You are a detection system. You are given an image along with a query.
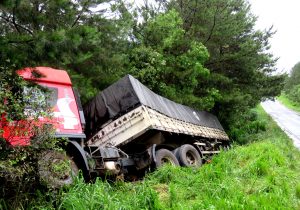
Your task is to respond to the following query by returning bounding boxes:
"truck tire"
[223,143,231,151]
[155,149,179,168]
[174,144,202,167]
[38,150,78,188]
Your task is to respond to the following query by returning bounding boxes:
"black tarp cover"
[84,75,225,138]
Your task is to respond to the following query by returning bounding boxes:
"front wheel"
[155,149,179,168]
[38,150,78,188]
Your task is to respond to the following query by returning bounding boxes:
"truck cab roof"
[18,67,72,85]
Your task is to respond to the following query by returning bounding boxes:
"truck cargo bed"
[87,105,229,148]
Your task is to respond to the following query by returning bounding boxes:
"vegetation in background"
[128,10,215,109]
[142,0,285,140]
[5,106,299,210]
[0,0,131,103]
[0,0,285,142]
[281,62,300,111]
[277,94,300,113]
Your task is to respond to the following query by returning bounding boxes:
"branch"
[184,0,198,33]
[6,39,34,44]
[72,1,89,28]
[72,14,82,28]
[0,14,33,35]
[12,7,21,34]
[13,2,34,35]
[206,50,258,68]
[179,0,183,10]
[205,2,230,44]
[205,7,218,44]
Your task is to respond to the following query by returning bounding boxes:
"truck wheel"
[220,143,230,151]
[38,151,78,188]
[174,144,202,167]
[155,149,179,168]
[224,144,231,151]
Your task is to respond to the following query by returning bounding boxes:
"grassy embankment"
[11,106,300,209]
[277,94,300,113]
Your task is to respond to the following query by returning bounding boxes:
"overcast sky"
[249,0,300,73]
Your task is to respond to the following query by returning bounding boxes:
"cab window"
[23,86,58,116]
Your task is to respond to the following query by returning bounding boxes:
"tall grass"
[277,94,300,113]
[4,106,300,209]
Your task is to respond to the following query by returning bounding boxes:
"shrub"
[0,64,62,209]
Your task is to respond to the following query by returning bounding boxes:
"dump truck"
[2,67,230,185]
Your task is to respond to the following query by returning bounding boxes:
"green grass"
[8,106,300,209]
[277,94,300,113]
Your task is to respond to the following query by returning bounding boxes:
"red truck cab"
[2,67,86,146]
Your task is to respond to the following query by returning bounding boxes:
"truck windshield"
[23,86,58,116]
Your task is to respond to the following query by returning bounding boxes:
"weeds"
[277,94,300,113]
[3,106,300,209]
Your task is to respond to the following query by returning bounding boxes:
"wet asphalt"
[261,100,300,149]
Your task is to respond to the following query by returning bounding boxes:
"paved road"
[261,100,300,149]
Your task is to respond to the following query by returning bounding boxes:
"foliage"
[228,108,266,144]
[129,10,217,110]
[0,63,56,147]
[0,132,62,209]
[277,94,300,113]
[0,0,131,104]
[283,62,300,105]
[0,63,27,124]
[151,0,285,134]
[18,106,300,209]
[287,85,300,104]
[285,62,300,90]
[0,63,65,209]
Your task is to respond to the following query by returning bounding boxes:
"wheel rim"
[186,151,196,165]
[51,158,72,179]
[161,157,175,165]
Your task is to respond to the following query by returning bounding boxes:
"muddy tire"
[155,149,179,168]
[38,151,78,188]
[174,144,202,167]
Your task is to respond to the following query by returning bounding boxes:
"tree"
[284,62,300,103]
[129,10,220,109]
[0,0,132,103]
[285,62,300,90]
[149,0,285,137]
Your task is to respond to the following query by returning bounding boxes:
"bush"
[0,64,63,209]
[286,84,300,104]
[228,108,267,144]
[0,125,64,209]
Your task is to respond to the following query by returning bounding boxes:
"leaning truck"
[2,67,230,184]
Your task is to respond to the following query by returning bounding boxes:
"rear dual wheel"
[155,145,202,168]
[155,149,179,168]
[173,144,202,167]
